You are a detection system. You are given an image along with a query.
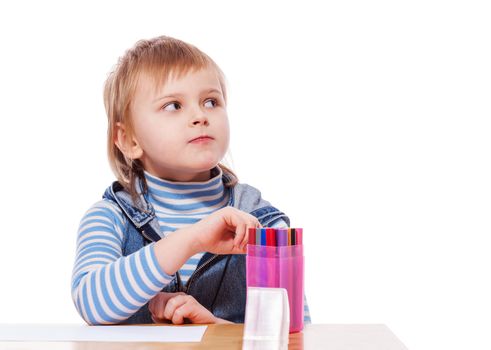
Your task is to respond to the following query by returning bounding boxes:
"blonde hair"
[104,35,237,202]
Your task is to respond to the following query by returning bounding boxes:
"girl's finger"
[171,296,202,325]
[151,314,165,324]
[241,222,255,249]
[149,298,161,320]
[234,222,246,248]
[163,295,187,321]
[242,217,260,248]
[156,304,166,320]
[171,303,189,324]
[151,292,180,320]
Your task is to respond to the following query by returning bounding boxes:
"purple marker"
[257,228,267,287]
[276,228,288,246]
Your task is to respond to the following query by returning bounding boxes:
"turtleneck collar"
[142,167,227,214]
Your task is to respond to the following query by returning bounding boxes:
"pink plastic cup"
[246,244,304,333]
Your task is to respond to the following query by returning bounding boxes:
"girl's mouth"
[189,135,214,143]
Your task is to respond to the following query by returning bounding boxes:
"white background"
[0,1,490,349]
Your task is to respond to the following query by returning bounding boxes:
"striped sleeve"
[71,199,174,325]
[270,220,312,323]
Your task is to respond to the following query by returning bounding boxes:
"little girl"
[71,35,310,325]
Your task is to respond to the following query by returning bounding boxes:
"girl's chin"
[192,157,222,170]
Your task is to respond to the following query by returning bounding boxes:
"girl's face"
[126,66,230,182]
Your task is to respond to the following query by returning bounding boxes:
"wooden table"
[0,324,407,349]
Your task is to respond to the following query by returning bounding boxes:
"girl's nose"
[190,111,209,127]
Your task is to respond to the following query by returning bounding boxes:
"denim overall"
[102,175,289,324]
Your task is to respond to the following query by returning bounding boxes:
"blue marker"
[261,228,267,246]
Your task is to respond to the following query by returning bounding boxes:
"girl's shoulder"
[80,198,128,229]
[231,182,290,227]
[231,182,271,212]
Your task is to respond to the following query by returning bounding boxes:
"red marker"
[295,228,303,245]
[248,227,256,246]
[266,228,276,246]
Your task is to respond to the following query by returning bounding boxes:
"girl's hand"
[190,207,261,255]
[149,292,231,324]
[152,207,260,277]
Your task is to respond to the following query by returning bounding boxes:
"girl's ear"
[114,122,143,160]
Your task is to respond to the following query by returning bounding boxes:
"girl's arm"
[153,206,260,275]
[72,202,259,325]
[71,200,175,325]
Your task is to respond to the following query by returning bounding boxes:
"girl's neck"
[144,167,221,184]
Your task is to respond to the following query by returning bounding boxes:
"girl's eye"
[204,99,217,108]
[162,102,181,111]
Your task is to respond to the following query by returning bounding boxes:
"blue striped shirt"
[143,169,229,282]
[71,168,311,324]
[71,169,229,324]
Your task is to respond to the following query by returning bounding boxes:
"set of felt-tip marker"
[246,227,305,333]
[248,227,303,246]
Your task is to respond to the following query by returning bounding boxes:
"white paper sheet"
[0,324,207,342]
